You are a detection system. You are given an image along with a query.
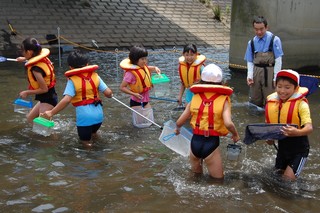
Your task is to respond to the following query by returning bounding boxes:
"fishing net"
[159,120,191,157]
[243,123,298,145]
[132,107,154,128]
[0,56,7,62]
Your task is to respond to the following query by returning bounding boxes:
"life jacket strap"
[72,72,101,107]
[194,93,220,137]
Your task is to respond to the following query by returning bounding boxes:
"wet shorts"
[191,134,220,159]
[35,87,58,107]
[77,123,102,141]
[130,99,149,107]
[275,150,309,177]
[40,95,58,107]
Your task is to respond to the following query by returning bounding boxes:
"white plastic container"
[32,117,55,137]
[151,74,170,97]
[132,107,154,128]
[13,98,33,114]
[226,144,241,161]
[159,120,192,157]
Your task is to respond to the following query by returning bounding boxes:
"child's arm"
[147,66,161,74]
[119,80,143,100]
[281,123,313,137]
[222,100,240,142]
[33,71,49,94]
[177,84,185,106]
[281,101,313,137]
[41,95,72,118]
[16,56,26,62]
[175,103,191,135]
[103,88,113,98]
[19,71,48,98]
[98,77,113,98]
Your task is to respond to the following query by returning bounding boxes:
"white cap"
[201,64,222,83]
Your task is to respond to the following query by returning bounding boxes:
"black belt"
[254,64,275,87]
[254,63,275,68]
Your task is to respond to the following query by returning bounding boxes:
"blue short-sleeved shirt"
[64,76,108,126]
[244,31,284,62]
[185,65,204,103]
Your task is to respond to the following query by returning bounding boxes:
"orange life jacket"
[120,58,152,93]
[25,48,55,90]
[65,65,101,107]
[178,55,206,88]
[265,87,309,128]
[189,84,233,136]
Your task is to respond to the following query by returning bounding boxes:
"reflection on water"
[0,47,319,212]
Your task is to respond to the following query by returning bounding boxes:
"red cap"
[276,69,300,84]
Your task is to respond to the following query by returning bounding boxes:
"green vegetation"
[226,5,231,16]
[212,5,221,21]
[198,0,222,22]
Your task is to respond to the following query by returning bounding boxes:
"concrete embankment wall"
[229,0,320,71]
[0,0,230,57]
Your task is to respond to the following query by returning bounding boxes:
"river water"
[0,47,319,212]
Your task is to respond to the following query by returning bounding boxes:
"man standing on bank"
[244,16,284,107]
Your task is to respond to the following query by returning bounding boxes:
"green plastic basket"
[33,117,54,128]
[151,74,170,84]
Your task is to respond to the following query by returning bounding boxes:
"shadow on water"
[0,47,319,212]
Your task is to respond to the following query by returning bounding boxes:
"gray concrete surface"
[0,0,231,56]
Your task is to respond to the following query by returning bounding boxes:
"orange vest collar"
[25,48,50,67]
[190,84,233,96]
[65,65,99,77]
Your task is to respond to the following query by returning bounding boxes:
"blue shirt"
[185,65,204,103]
[63,76,108,126]
[244,31,283,62]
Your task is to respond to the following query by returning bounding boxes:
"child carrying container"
[41,50,113,148]
[16,37,58,124]
[175,64,240,180]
